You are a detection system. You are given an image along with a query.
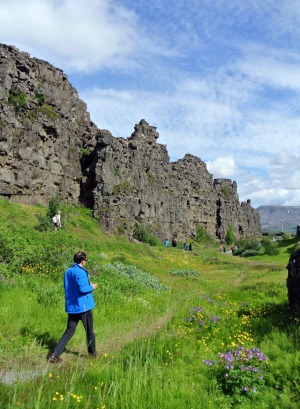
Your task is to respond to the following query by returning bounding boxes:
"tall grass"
[0,198,299,408]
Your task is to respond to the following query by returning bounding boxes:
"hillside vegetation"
[0,198,299,408]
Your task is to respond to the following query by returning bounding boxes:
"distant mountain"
[256,205,300,233]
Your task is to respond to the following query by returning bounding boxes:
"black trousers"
[52,310,96,356]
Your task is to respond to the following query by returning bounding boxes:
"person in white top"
[52,211,62,230]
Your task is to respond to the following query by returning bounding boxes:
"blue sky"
[1,0,300,208]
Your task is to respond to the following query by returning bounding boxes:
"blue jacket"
[63,263,95,313]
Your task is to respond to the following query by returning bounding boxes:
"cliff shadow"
[79,150,97,209]
[237,300,300,346]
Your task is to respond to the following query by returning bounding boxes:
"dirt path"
[0,312,174,385]
[96,312,174,356]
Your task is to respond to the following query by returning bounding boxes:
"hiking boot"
[49,353,63,363]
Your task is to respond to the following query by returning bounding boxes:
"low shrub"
[133,223,160,246]
[103,262,169,293]
[241,249,259,257]
[204,346,268,402]
[261,237,279,256]
[169,268,200,277]
[233,239,261,256]
[8,90,26,112]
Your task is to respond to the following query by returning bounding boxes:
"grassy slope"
[0,199,298,408]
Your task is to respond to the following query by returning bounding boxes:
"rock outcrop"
[81,119,260,241]
[0,44,260,241]
[0,44,98,204]
[286,249,300,310]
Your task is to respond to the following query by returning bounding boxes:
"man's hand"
[91,283,98,290]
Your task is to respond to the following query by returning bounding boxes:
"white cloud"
[206,157,237,179]
[0,0,156,73]
[273,151,299,167]
[236,47,300,91]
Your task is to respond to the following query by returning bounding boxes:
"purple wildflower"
[203,359,213,366]
[210,315,221,323]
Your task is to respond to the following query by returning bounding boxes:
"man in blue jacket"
[49,251,98,362]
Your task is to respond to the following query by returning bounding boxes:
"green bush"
[261,237,279,256]
[225,224,235,245]
[35,214,53,231]
[35,92,45,105]
[133,223,160,246]
[233,239,261,256]
[39,103,58,119]
[194,225,215,245]
[195,225,207,242]
[241,249,259,257]
[8,90,26,112]
[47,193,61,218]
[104,262,169,293]
[36,193,62,231]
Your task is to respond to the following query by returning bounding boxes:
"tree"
[225,225,235,245]
[195,225,207,242]
[261,237,279,256]
[36,193,62,231]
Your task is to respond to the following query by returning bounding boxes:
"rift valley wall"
[80,120,260,241]
[0,44,261,241]
[0,44,98,204]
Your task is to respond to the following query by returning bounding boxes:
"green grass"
[0,198,299,408]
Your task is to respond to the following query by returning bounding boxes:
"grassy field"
[0,198,299,408]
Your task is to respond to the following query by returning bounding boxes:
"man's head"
[74,251,87,264]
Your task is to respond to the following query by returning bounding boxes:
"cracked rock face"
[287,249,300,310]
[81,120,260,241]
[0,44,97,205]
[0,44,260,241]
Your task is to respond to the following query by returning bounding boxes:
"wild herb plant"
[169,268,199,277]
[204,346,268,402]
[104,262,169,292]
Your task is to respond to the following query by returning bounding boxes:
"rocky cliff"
[0,44,260,241]
[0,44,98,204]
[80,119,260,241]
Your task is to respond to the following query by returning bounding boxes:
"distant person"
[223,246,226,253]
[49,251,98,363]
[183,242,188,251]
[219,245,223,252]
[164,239,170,247]
[231,245,235,254]
[188,243,192,252]
[52,211,62,230]
[172,238,177,247]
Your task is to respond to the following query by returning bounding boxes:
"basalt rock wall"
[0,44,260,241]
[80,119,260,241]
[0,44,98,205]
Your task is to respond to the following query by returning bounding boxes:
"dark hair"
[74,251,87,264]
